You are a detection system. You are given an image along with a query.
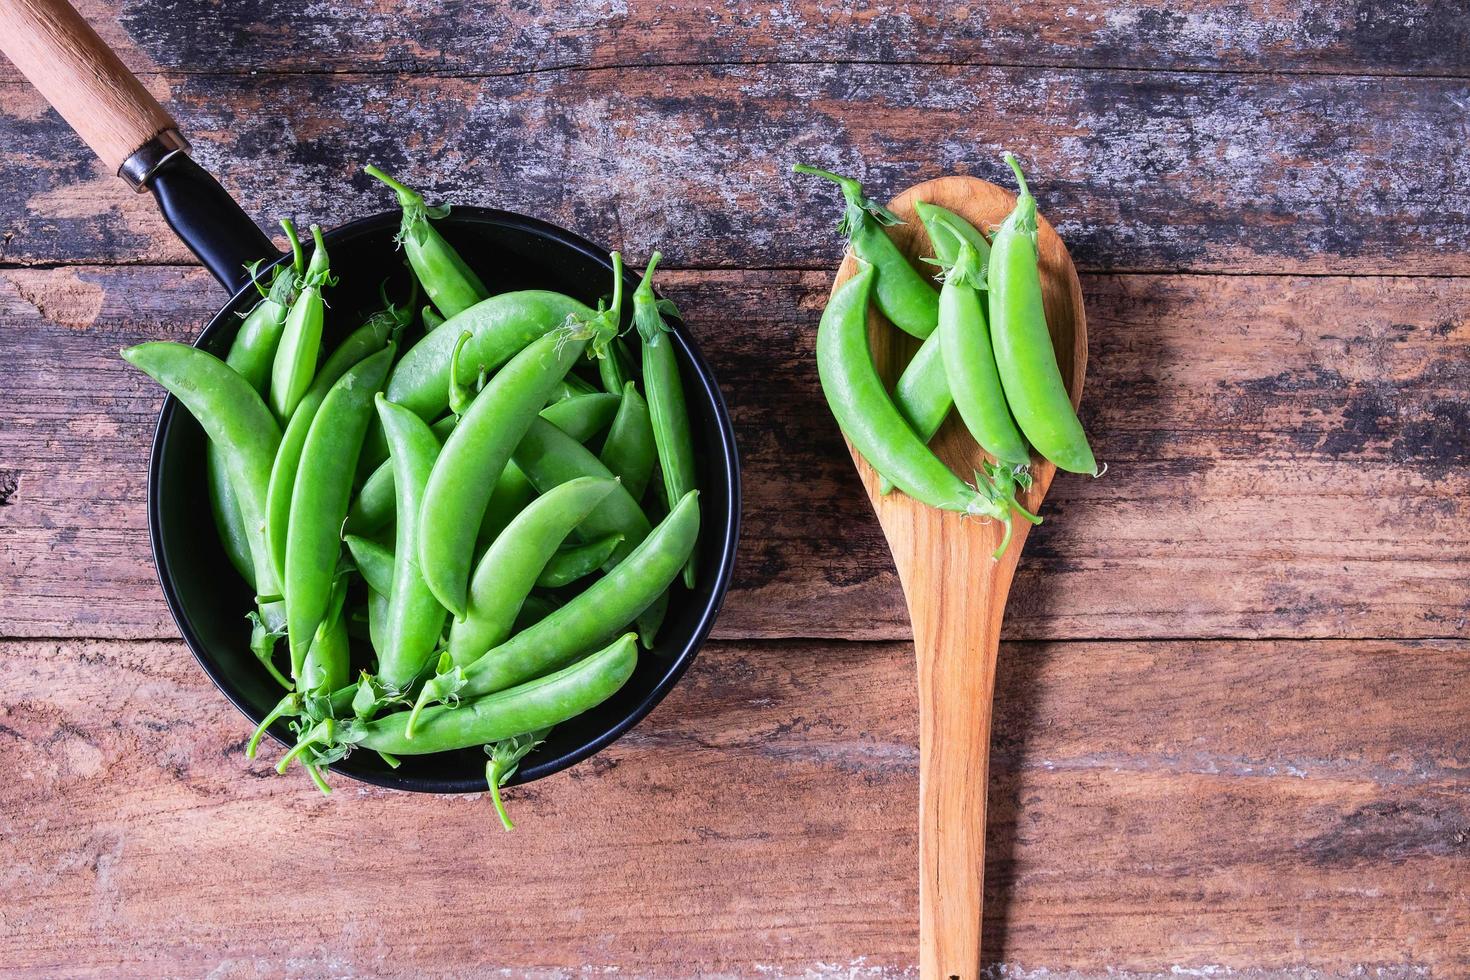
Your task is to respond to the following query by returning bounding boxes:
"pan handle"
[0,0,279,291]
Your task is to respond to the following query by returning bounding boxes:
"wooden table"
[2,1,1467,975]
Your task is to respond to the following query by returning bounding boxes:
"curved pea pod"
[301,573,351,694]
[632,254,700,587]
[634,589,669,650]
[120,342,283,610]
[347,633,639,756]
[266,311,401,582]
[598,381,656,501]
[460,489,699,698]
[936,233,1030,467]
[989,154,1096,475]
[365,166,488,319]
[536,532,623,590]
[285,344,396,680]
[209,250,298,585]
[376,395,451,691]
[384,290,592,421]
[512,417,651,566]
[474,462,537,552]
[448,475,617,667]
[794,164,938,338]
[418,322,598,619]
[539,392,620,444]
[878,201,994,494]
[344,533,394,596]
[270,224,334,422]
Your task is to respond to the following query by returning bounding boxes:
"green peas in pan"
[266,308,404,582]
[933,221,1030,467]
[376,396,452,691]
[598,381,656,501]
[879,201,994,494]
[285,344,395,681]
[539,392,620,443]
[794,164,938,339]
[270,224,335,422]
[121,342,288,664]
[816,262,1021,546]
[418,289,619,619]
[632,253,700,589]
[209,226,303,585]
[448,475,618,668]
[536,533,624,589]
[989,154,1096,475]
[364,165,488,319]
[344,632,638,757]
[512,418,651,566]
[457,488,698,699]
[385,290,593,421]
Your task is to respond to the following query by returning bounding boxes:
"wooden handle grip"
[0,0,177,173]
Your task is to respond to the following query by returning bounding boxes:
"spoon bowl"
[827,174,1086,977]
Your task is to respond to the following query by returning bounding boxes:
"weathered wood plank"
[6,0,1469,83]
[1,266,1465,641]
[4,64,1470,274]
[1,635,1465,975]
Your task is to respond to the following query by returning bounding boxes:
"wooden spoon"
[826,175,1087,978]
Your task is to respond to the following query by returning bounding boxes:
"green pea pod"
[794,164,938,339]
[815,263,1010,524]
[266,310,402,582]
[269,224,334,422]
[599,381,656,501]
[513,418,651,566]
[448,476,618,667]
[376,395,451,691]
[515,594,559,631]
[301,572,351,694]
[878,202,995,494]
[598,336,637,394]
[285,344,396,680]
[422,304,444,331]
[419,316,606,619]
[347,633,638,756]
[474,462,537,552]
[535,533,622,589]
[120,342,284,613]
[386,290,593,423]
[634,589,668,650]
[367,587,390,662]
[365,166,488,318]
[545,373,600,403]
[937,232,1030,466]
[347,414,455,535]
[989,154,1096,475]
[209,262,297,585]
[539,392,620,443]
[632,254,699,588]
[344,533,394,596]
[461,490,698,698]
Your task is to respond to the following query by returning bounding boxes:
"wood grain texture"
[1,635,1465,975]
[2,265,1464,641]
[3,64,1470,274]
[2,0,1468,80]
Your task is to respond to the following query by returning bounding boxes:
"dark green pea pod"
[301,570,352,694]
[514,594,559,631]
[376,395,451,691]
[422,304,445,331]
[285,344,396,681]
[347,414,455,536]
[365,165,488,319]
[460,490,698,698]
[474,462,537,553]
[794,164,938,338]
[632,254,700,588]
[536,532,623,590]
[344,533,394,596]
[633,588,668,650]
[539,391,620,443]
[269,224,335,422]
[988,154,1096,475]
[513,418,651,567]
[599,380,656,505]
[265,307,403,583]
[598,336,637,394]
[545,373,600,403]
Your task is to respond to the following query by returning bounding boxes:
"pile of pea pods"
[797,154,1098,558]
[122,167,700,827]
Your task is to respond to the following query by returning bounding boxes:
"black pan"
[1,0,741,792]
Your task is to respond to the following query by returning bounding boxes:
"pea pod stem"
[364,165,488,318]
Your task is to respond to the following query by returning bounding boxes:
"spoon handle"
[896,511,1023,979]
